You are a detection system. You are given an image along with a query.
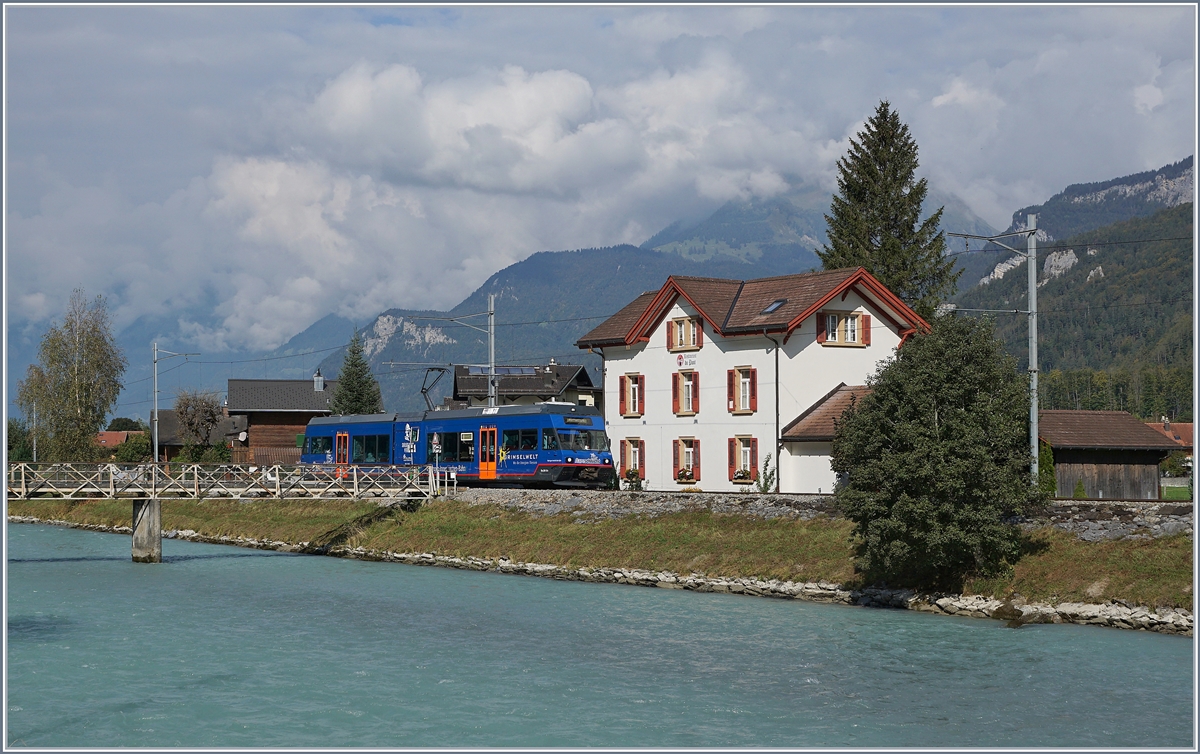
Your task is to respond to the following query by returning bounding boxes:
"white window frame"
[681,438,695,472]
[822,311,865,347]
[846,315,857,343]
[671,317,699,350]
[739,369,751,412]
[627,375,640,416]
[739,437,752,472]
[826,314,840,343]
[682,372,694,413]
[628,439,640,470]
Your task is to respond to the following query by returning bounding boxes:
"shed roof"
[1145,421,1193,451]
[780,384,872,442]
[154,410,241,446]
[1038,410,1181,451]
[226,379,338,413]
[453,363,596,399]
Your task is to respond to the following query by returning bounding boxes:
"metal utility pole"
[488,294,496,408]
[1026,215,1039,484]
[152,343,199,464]
[947,215,1040,485]
[31,403,37,463]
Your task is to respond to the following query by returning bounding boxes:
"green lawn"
[1161,485,1193,501]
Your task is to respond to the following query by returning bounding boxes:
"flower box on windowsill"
[732,469,753,483]
[676,471,695,484]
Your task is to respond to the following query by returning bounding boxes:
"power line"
[947,234,1192,258]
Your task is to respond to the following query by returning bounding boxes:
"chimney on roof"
[314,369,325,392]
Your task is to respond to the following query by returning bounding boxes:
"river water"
[6,523,1194,747]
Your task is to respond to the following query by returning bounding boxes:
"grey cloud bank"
[5,5,1194,363]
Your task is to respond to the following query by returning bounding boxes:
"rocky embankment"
[10,513,1192,637]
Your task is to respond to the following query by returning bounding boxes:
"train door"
[335,432,350,464]
[479,427,498,480]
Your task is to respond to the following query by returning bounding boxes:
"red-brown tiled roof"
[780,384,872,441]
[575,291,660,347]
[1145,421,1193,451]
[1039,410,1181,451]
[96,431,130,446]
[576,267,925,349]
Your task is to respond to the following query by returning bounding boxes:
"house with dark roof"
[225,375,337,464]
[152,410,244,462]
[452,361,601,409]
[1040,410,1181,500]
[576,267,926,493]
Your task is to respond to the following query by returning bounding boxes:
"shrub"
[113,432,152,463]
[1073,479,1087,499]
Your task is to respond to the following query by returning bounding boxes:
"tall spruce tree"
[820,101,958,320]
[329,331,384,415]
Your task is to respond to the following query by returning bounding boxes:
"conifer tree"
[820,101,959,320]
[329,331,384,415]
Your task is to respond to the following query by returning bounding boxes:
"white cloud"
[4,4,1194,364]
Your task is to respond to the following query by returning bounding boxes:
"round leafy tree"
[330,331,384,415]
[831,315,1043,591]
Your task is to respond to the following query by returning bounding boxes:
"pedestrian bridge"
[6,463,457,501]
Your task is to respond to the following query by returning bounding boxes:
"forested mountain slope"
[953,203,1193,419]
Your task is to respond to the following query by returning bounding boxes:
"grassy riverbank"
[7,497,1192,610]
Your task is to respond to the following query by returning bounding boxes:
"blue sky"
[5,5,1195,361]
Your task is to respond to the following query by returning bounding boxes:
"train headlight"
[565,457,574,464]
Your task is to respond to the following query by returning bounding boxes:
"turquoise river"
[6,523,1195,747]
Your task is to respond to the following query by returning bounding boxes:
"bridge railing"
[6,463,457,501]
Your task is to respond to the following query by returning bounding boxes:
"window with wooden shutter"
[693,371,700,413]
[750,438,759,481]
[696,320,703,348]
[727,370,735,412]
[666,320,674,349]
[637,375,646,415]
[749,369,758,412]
[862,314,871,345]
[816,314,827,343]
[694,439,701,481]
[672,440,680,480]
[671,373,680,414]
[619,440,627,477]
[727,438,736,480]
[638,439,646,479]
[619,376,627,416]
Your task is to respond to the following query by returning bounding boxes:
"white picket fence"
[6,463,457,501]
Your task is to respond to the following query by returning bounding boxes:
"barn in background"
[1039,410,1181,500]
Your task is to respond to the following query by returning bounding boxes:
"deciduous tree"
[174,390,224,460]
[330,331,384,415]
[16,289,127,461]
[831,315,1042,591]
[820,101,958,320]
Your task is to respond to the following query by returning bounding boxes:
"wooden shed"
[1039,410,1181,500]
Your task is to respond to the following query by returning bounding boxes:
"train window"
[352,435,390,463]
[541,429,560,451]
[502,429,538,451]
[429,431,475,462]
[555,428,610,451]
[307,436,332,455]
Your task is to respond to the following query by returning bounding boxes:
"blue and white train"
[300,403,615,488]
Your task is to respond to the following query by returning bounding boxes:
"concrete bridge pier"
[132,498,161,563]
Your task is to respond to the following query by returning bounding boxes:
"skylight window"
[760,299,787,315]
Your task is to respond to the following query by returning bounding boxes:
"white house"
[575,267,927,493]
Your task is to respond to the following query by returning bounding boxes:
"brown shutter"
[693,371,700,414]
[816,313,827,343]
[638,440,646,479]
[666,320,674,350]
[862,314,871,345]
[750,438,759,481]
[694,439,701,481]
[619,440,627,478]
[619,376,627,416]
[637,375,645,415]
[672,440,680,480]
[672,373,680,414]
[749,368,758,412]
[728,438,736,480]
[727,370,735,412]
[696,320,703,348]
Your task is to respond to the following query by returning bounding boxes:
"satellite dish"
[238,431,248,442]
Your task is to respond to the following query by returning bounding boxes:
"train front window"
[352,434,390,463]
[541,429,559,451]
[307,436,333,455]
[555,428,609,451]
